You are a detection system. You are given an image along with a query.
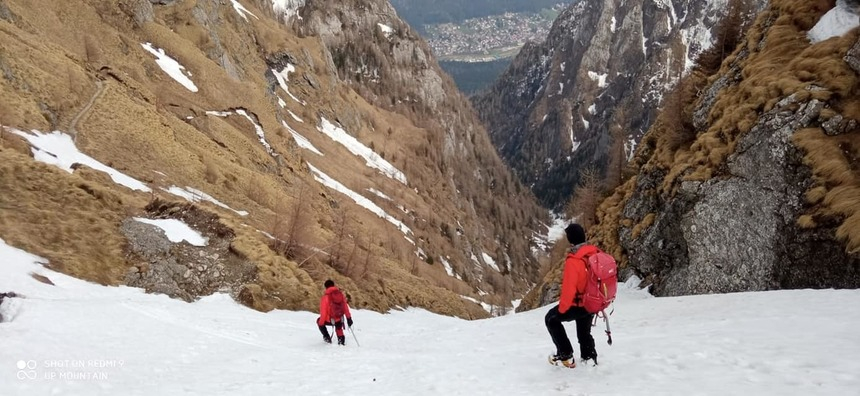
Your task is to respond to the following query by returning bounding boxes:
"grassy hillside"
[0,0,545,319]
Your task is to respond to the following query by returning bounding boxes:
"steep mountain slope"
[521,0,860,309]
[0,0,547,318]
[473,0,762,209]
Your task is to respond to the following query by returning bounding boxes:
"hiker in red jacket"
[546,223,598,368]
[317,280,354,345]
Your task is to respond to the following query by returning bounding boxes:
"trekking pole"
[348,321,360,347]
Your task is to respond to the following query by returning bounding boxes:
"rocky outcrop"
[605,1,860,297]
[627,92,859,296]
[474,0,764,209]
[123,201,257,302]
[518,0,860,310]
[0,292,18,322]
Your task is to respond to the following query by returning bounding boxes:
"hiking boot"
[337,336,345,345]
[323,335,332,344]
[550,353,576,368]
[581,352,598,366]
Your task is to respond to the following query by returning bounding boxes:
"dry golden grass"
[631,213,656,240]
[0,148,134,285]
[0,0,544,320]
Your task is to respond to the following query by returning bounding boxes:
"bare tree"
[329,208,352,265]
[566,167,603,229]
[270,181,313,259]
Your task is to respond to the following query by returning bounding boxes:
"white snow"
[6,128,151,192]
[271,0,305,21]
[230,0,258,21]
[681,22,714,72]
[560,62,566,72]
[272,65,305,105]
[288,110,304,123]
[366,188,391,201]
[165,186,249,216]
[532,214,569,254]
[625,137,639,162]
[459,295,494,314]
[140,43,198,93]
[482,251,501,272]
[439,256,460,279]
[282,121,322,156]
[132,218,208,246]
[277,97,287,108]
[611,16,617,33]
[307,163,411,235]
[317,117,407,185]
[642,35,648,57]
[587,71,608,88]
[546,215,569,243]
[581,115,590,130]
[558,82,564,94]
[205,110,274,155]
[377,23,395,38]
[588,104,597,115]
[5,241,860,395]
[808,2,860,43]
[235,110,274,155]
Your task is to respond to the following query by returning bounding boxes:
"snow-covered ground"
[164,186,249,217]
[141,43,198,93]
[317,117,407,185]
[132,218,208,246]
[306,164,411,235]
[7,129,151,192]
[2,238,860,395]
[808,1,860,43]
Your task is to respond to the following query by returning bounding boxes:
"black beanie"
[324,279,335,288]
[565,223,586,245]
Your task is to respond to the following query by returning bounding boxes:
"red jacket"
[558,245,598,314]
[318,286,352,326]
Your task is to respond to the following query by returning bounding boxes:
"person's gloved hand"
[347,317,354,327]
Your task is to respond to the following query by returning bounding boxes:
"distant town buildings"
[424,6,565,61]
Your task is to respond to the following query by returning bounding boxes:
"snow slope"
[2,238,859,395]
[808,1,860,43]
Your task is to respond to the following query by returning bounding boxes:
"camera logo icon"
[16,360,37,380]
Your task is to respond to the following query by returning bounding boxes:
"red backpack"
[582,250,618,314]
[578,247,618,345]
[329,289,346,322]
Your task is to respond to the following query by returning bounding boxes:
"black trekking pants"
[545,305,596,359]
[318,320,344,338]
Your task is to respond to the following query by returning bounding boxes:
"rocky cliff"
[473,0,762,210]
[0,0,548,319]
[520,0,860,310]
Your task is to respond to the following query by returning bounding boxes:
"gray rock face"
[121,203,257,301]
[473,0,766,209]
[0,0,15,22]
[0,292,18,323]
[119,0,154,27]
[623,90,860,296]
